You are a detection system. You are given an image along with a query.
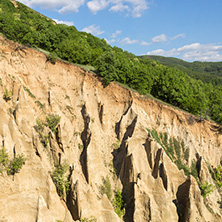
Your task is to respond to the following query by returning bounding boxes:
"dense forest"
[0,0,222,125]
[143,55,222,86]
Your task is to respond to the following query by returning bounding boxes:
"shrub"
[100,176,112,200]
[46,114,61,133]
[0,146,9,167]
[80,217,97,222]
[200,181,215,198]
[3,88,12,102]
[52,163,70,198]
[0,146,25,175]
[212,165,222,188]
[46,53,57,64]
[7,154,26,175]
[35,118,49,148]
[113,189,124,218]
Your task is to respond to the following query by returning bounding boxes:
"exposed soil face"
[0,36,221,222]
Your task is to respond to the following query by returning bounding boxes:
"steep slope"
[0,36,222,222]
[1,0,222,125]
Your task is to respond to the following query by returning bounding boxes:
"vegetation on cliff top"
[0,0,222,125]
[143,55,222,86]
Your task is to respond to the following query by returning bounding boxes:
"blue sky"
[17,0,222,62]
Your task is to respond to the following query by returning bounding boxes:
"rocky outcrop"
[0,36,221,221]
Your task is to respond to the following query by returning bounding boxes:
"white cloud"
[53,19,74,26]
[17,0,85,13]
[152,34,167,43]
[111,30,122,38]
[105,38,116,44]
[141,41,151,46]
[17,0,150,16]
[120,37,139,45]
[81,24,104,35]
[109,3,129,13]
[87,0,109,14]
[147,43,222,62]
[171,33,185,40]
[87,0,149,17]
[177,43,201,52]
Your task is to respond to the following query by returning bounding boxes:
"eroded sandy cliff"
[0,36,221,222]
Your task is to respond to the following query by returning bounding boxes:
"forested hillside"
[0,0,221,125]
[143,55,222,86]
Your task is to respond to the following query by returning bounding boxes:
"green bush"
[100,176,112,200]
[200,181,215,198]
[80,217,97,222]
[0,146,25,175]
[212,165,222,188]
[7,154,26,175]
[113,189,124,218]
[46,53,57,64]
[35,118,49,148]
[3,88,12,102]
[46,114,61,133]
[0,146,9,173]
[52,163,70,198]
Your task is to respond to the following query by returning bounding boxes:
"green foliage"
[35,100,44,109]
[212,165,222,188]
[113,189,124,218]
[78,143,84,150]
[190,160,198,180]
[52,163,70,198]
[147,128,197,178]
[23,85,36,98]
[3,88,12,102]
[0,146,9,172]
[46,53,57,64]
[46,114,61,133]
[200,181,215,198]
[0,145,25,175]
[80,217,97,222]
[100,176,112,201]
[35,115,60,147]
[112,139,121,149]
[143,55,222,86]
[35,118,49,148]
[7,154,26,175]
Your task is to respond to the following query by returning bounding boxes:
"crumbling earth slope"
[0,36,221,222]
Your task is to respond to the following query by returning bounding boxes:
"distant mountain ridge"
[141,55,222,85]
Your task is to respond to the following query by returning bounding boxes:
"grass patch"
[100,176,112,201]
[23,85,36,98]
[147,128,192,178]
[35,100,44,109]
[46,114,61,133]
[99,176,125,218]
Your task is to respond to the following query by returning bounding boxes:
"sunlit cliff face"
[0,36,221,222]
